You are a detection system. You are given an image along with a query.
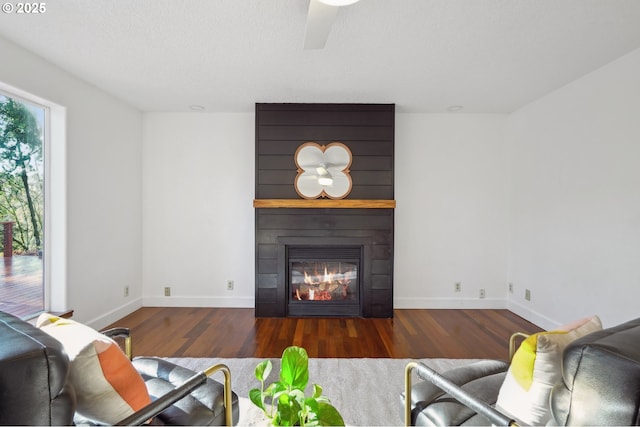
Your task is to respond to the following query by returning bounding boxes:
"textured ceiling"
[1,0,640,113]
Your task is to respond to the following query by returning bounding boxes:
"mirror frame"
[294,142,353,199]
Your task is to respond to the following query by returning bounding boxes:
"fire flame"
[304,266,335,287]
[294,262,353,301]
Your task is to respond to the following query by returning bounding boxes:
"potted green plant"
[249,346,345,426]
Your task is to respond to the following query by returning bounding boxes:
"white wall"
[395,114,510,308]
[141,113,255,307]
[507,48,640,329]
[0,36,143,328]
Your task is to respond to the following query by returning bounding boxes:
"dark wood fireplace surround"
[254,103,395,318]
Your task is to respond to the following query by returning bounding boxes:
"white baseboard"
[506,300,560,330]
[394,297,507,309]
[86,298,143,330]
[142,296,255,308]
[83,296,253,330]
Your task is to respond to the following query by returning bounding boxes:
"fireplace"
[287,246,362,317]
[275,236,373,317]
[254,103,395,318]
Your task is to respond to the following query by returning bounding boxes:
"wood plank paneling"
[257,126,394,141]
[255,104,394,200]
[257,170,393,186]
[255,185,395,199]
[258,110,394,127]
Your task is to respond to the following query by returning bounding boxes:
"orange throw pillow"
[37,313,151,424]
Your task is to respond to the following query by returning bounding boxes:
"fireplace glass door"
[291,260,358,302]
[287,246,361,316]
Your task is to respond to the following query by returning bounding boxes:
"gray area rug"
[164,357,481,426]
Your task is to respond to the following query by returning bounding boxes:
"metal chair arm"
[404,361,517,426]
[115,363,234,426]
[101,327,130,338]
[509,332,530,361]
[101,327,133,360]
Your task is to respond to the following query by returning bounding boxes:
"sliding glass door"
[0,92,46,319]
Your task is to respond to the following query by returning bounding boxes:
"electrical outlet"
[454,282,461,292]
[164,286,171,297]
[479,288,486,299]
[227,280,234,290]
[124,286,129,297]
[525,289,531,301]
[508,283,514,293]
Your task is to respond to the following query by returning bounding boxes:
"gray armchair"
[403,317,640,426]
[0,310,239,426]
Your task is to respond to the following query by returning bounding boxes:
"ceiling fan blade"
[304,0,339,50]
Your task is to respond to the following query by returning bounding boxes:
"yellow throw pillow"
[36,313,151,425]
[509,330,567,390]
[495,315,602,426]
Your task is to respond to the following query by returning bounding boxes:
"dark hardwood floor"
[106,308,543,359]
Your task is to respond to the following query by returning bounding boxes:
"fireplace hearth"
[287,246,362,317]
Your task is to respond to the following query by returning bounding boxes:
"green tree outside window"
[0,95,44,255]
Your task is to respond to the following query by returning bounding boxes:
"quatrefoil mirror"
[294,142,352,199]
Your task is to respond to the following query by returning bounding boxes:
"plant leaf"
[280,346,309,390]
[315,401,345,426]
[312,383,323,399]
[249,388,265,411]
[255,359,272,382]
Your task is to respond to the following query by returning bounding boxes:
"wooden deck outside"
[0,255,44,319]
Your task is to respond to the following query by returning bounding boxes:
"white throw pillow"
[495,315,602,425]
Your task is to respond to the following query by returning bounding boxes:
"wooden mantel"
[253,199,396,209]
